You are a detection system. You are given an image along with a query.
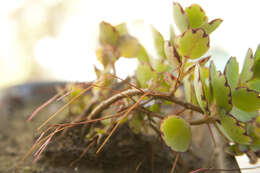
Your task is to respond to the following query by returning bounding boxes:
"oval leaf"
[201,19,223,35]
[232,87,260,112]
[240,48,254,85]
[119,35,140,58]
[161,115,191,152]
[176,29,209,59]
[173,2,189,33]
[210,61,232,111]
[115,23,128,36]
[219,109,252,145]
[137,45,150,64]
[99,21,119,46]
[151,26,166,58]
[224,57,239,92]
[136,63,156,88]
[185,4,207,29]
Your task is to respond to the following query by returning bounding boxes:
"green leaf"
[210,61,232,111]
[151,26,166,58]
[194,64,209,113]
[230,106,258,123]
[170,25,176,45]
[136,63,156,88]
[176,29,209,59]
[164,41,181,68]
[115,23,128,36]
[247,124,260,152]
[240,48,254,85]
[137,45,150,64]
[232,87,260,112]
[253,44,260,79]
[185,4,207,29]
[224,57,239,92]
[201,19,223,35]
[99,21,119,46]
[118,35,140,58]
[160,115,191,152]
[173,2,189,33]
[219,109,252,145]
[248,79,260,92]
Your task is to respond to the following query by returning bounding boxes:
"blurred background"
[0,0,259,171]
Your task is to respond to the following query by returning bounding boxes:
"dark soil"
[0,82,240,173]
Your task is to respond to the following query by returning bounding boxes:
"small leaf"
[173,2,189,33]
[232,87,260,112]
[201,19,223,35]
[136,63,156,88]
[240,48,254,85]
[137,45,150,64]
[253,44,260,79]
[224,57,239,92]
[170,25,176,45]
[161,115,191,152]
[210,61,232,111]
[151,26,166,58]
[248,79,260,92]
[176,29,209,59]
[96,46,117,67]
[194,64,209,113]
[115,23,128,36]
[185,4,207,29]
[247,124,260,152]
[118,35,140,58]
[99,21,119,46]
[164,41,181,68]
[230,106,258,123]
[219,109,252,145]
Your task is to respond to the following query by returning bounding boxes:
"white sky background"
[34,0,260,82]
[0,0,260,172]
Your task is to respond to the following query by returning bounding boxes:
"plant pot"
[0,82,241,173]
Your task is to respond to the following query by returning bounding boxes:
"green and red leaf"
[161,115,191,152]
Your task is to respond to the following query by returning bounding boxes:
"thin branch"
[88,88,204,120]
[151,92,204,114]
[135,106,164,119]
[189,117,218,126]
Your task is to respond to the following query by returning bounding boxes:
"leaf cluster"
[28,2,260,168]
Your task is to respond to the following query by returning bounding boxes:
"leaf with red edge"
[218,109,252,145]
[173,2,189,33]
[224,57,239,92]
[161,115,191,152]
[232,87,260,112]
[176,29,209,59]
[210,61,232,111]
[201,19,223,35]
[185,4,207,29]
[240,48,254,85]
